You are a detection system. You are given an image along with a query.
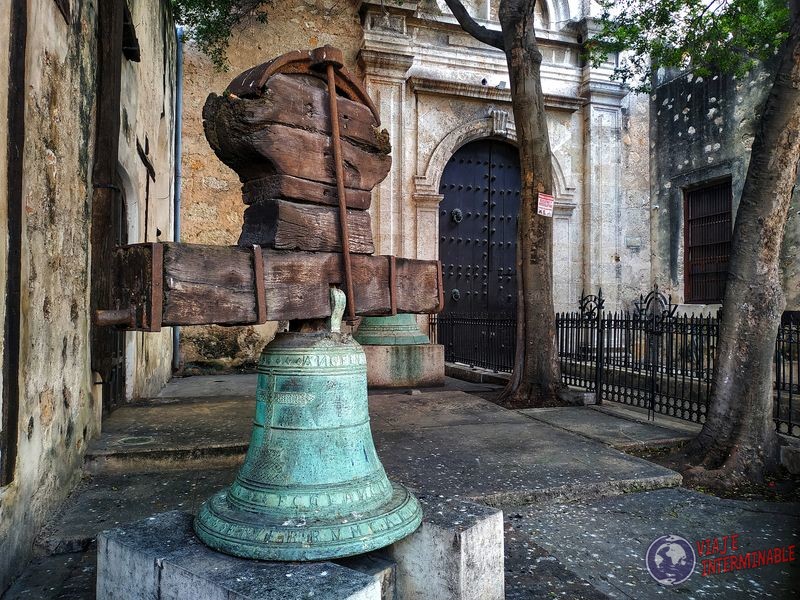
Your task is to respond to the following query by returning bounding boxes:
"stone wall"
[0,1,176,590]
[178,0,364,371]
[120,0,178,398]
[650,65,800,310]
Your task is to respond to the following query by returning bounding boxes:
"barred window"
[684,179,733,304]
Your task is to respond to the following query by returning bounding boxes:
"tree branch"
[443,0,505,50]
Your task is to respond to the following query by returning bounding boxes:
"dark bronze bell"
[195,289,422,560]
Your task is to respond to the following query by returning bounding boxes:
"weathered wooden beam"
[239,199,374,254]
[103,243,443,330]
[203,74,392,193]
[109,243,163,331]
[242,175,372,210]
[210,74,387,152]
[205,120,391,191]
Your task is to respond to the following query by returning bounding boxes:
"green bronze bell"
[195,289,422,561]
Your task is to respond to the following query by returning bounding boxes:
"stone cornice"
[408,76,586,112]
[359,48,415,77]
[357,0,418,16]
[580,79,629,107]
[409,76,512,102]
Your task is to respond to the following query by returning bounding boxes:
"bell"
[195,289,422,561]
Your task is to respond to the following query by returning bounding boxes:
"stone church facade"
[179,0,651,369]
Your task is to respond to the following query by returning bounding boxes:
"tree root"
[494,383,570,409]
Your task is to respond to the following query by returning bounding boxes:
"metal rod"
[325,63,356,322]
[94,308,136,328]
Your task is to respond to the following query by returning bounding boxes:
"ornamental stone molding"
[414,111,576,214]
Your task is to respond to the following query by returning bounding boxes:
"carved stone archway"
[412,110,576,260]
[413,110,576,210]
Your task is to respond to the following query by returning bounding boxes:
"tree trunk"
[496,0,562,406]
[686,4,800,483]
[442,0,567,406]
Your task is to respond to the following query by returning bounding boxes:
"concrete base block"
[363,344,445,388]
[97,512,382,600]
[386,497,505,600]
[98,496,504,600]
[781,444,800,475]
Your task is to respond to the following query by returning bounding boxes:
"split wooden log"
[242,175,372,210]
[239,199,374,254]
[203,73,391,198]
[105,243,443,331]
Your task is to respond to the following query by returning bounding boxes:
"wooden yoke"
[94,47,444,332]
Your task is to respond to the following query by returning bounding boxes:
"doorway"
[437,139,521,368]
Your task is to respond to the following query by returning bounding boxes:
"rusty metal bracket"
[252,245,267,324]
[389,255,397,316]
[435,260,445,314]
[93,307,136,328]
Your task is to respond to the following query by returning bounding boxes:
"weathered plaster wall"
[179,0,364,371]
[0,0,176,590]
[617,91,652,307]
[0,1,98,590]
[651,65,800,310]
[0,0,11,445]
[118,0,177,398]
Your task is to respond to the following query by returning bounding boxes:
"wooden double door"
[437,139,521,367]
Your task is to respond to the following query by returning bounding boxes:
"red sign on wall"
[537,193,554,218]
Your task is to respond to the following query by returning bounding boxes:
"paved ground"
[508,488,800,598]
[519,405,698,450]
[4,375,798,599]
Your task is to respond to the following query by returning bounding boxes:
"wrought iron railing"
[775,313,799,436]
[430,288,800,438]
[429,314,516,373]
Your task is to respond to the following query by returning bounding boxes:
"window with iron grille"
[684,179,733,304]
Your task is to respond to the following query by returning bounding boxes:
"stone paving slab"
[369,390,527,432]
[594,402,704,435]
[2,550,97,600]
[509,488,800,598]
[85,388,509,471]
[43,391,681,555]
[84,397,252,472]
[158,374,258,398]
[519,406,695,450]
[374,420,681,506]
[38,468,236,554]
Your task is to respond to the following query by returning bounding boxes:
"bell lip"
[193,481,422,562]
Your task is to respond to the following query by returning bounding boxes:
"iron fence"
[776,313,799,436]
[430,287,800,438]
[429,314,516,373]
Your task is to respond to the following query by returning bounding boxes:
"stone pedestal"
[362,344,445,388]
[96,512,381,600]
[355,315,444,388]
[97,498,503,600]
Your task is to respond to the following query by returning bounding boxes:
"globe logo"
[645,534,696,586]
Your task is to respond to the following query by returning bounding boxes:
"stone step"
[83,395,252,473]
